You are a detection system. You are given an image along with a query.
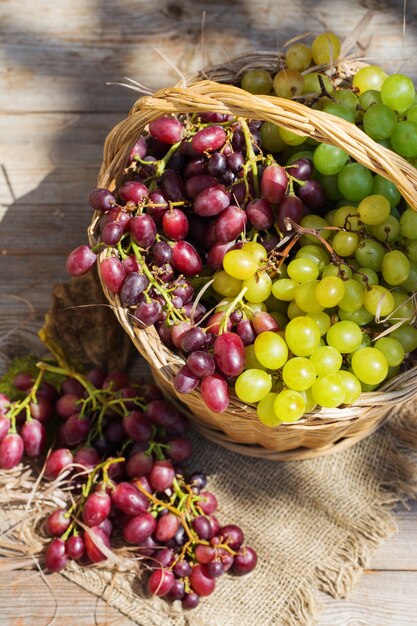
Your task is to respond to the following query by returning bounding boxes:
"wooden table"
[1,1,417,624]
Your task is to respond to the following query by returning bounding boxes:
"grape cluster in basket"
[67,30,417,426]
[0,360,256,609]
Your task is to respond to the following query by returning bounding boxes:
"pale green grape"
[338,279,364,312]
[353,267,379,290]
[338,370,362,404]
[322,263,352,280]
[223,250,258,280]
[354,239,385,272]
[257,392,280,426]
[272,278,298,301]
[311,373,345,407]
[310,345,342,375]
[315,276,345,308]
[295,280,324,313]
[363,104,397,140]
[235,369,272,403]
[254,331,288,369]
[372,175,401,209]
[338,163,374,202]
[296,244,330,272]
[306,311,332,336]
[287,258,319,282]
[401,259,417,293]
[381,250,410,285]
[326,320,363,353]
[245,345,268,371]
[302,72,334,94]
[338,306,374,326]
[299,388,317,412]
[352,66,388,94]
[241,69,273,95]
[243,271,272,303]
[285,316,321,356]
[311,32,341,64]
[300,215,331,242]
[332,205,361,230]
[273,69,304,99]
[242,241,268,264]
[370,215,400,242]
[285,43,312,72]
[381,73,416,113]
[332,231,359,257]
[389,289,415,322]
[351,347,388,385]
[282,357,316,391]
[274,389,306,422]
[374,337,405,366]
[357,194,391,225]
[313,144,349,175]
[287,300,306,319]
[400,208,417,239]
[363,285,395,317]
[213,270,243,297]
[390,324,417,352]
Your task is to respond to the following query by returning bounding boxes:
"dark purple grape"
[74,446,100,470]
[277,195,304,231]
[101,221,123,245]
[161,169,184,201]
[120,272,149,306]
[157,263,175,282]
[208,152,227,176]
[232,130,244,151]
[61,377,84,397]
[100,256,126,293]
[148,568,175,596]
[61,414,89,446]
[233,546,257,575]
[166,579,185,602]
[193,184,230,217]
[151,547,175,568]
[227,152,244,173]
[65,535,85,560]
[46,509,71,537]
[207,241,235,269]
[133,299,162,328]
[181,327,207,353]
[149,460,175,492]
[166,437,193,463]
[287,157,313,180]
[129,135,147,162]
[82,492,111,527]
[45,538,68,572]
[222,170,235,186]
[56,394,80,420]
[44,448,73,480]
[66,246,96,276]
[246,198,274,229]
[21,420,46,457]
[0,433,24,469]
[130,214,157,248]
[190,472,207,491]
[173,559,192,577]
[123,255,139,274]
[126,451,153,478]
[152,240,172,265]
[231,181,246,205]
[145,400,180,429]
[187,351,215,378]
[149,117,184,144]
[103,371,129,391]
[184,157,207,178]
[185,174,217,199]
[182,592,200,610]
[220,524,244,550]
[199,491,218,515]
[88,188,116,212]
[167,150,185,172]
[119,181,148,204]
[147,190,168,224]
[156,322,174,349]
[205,561,225,578]
[192,516,213,540]
[298,179,327,210]
[200,112,228,123]
[171,278,194,303]
[13,372,33,390]
[123,512,156,544]
[29,396,54,422]
[195,544,215,564]
[174,365,199,394]
[104,419,125,445]
[123,410,152,442]
[192,126,226,153]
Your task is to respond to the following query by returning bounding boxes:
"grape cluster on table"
[0,362,256,609]
[67,30,417,426]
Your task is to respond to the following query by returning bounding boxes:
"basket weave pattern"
[88,55,417,460]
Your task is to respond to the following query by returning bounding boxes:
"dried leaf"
[38,269,134,372]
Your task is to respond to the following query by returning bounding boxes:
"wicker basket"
[88,54,417,460]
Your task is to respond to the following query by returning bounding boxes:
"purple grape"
[189,564,216,596]
[120,272,149,306]
[100,256,126,293]
[191,126,226,153]
[219,524,244,550]
[205,561,225,578]
[166,437,193,463]
[187,351,215,378]
[82,492,111,527]
[190,472,207,491]
[88,188,116,212]
[148,568,175,596]
[246,198,274,229]
[129,135,147,162]
[208,152,227,176]
[66,246,96,276]
[149,117,184,144]
[233,546,258,575]
[215,205,247,242]
[154,513,180,542]
[0,433,24,469]
[61,414,89,446]
[193,184,230,217]
[277,195,304,231]
[166,579,185,602]
[152,240,172,265]
[182,592,200,610]
[101,221,123,245]
[46,509,71,537]
[161,169,184,201]
[287,157,313,181]
[192,516,213,540]
[44,448,73,480]
[185,174,217,199]
[173,559,192,577]
[126,451,153,478]
[174,364,199,394]
[29,396,54,422]
[123,410,152,442]
[298,179,327,210]
[227,152,244,173]
[21,420,46,457]
[123,513,156,544]
[261,164,288,204]
[149,460,175,492]
[172,241,203,276]
[130,214,156,248]
[133,299,162,328]
[13,372,33,390]
[0,416,11,442]
[84,526,110,563]
[45,538,68,572]
[65,535,85,561]
[119,181,148,204]
[74,446,100,470]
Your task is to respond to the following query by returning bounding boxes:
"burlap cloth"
[1,319,417,626]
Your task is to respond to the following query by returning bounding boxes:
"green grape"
[337,370,362,404]
[311,32,341,65]
[381,250,410,286]
[315,276,345,308]
[390,289,415,322]
[287,258,319,282]
[374,337,405,367]
[352,66,388,94]
[351,347,388,385]
[400,208,417,239]
[323,102,355,122]
[354,239,385,272]
[241,69,273,94]
[326,320,363,353]
[332,231,359,257]
[362,104,397,140]
[295,280,324,313]
[407,104,417,123]
[243,271,272,303]
[338,163,374,202]
[302,72,334,94]
[272,278,298,301]
[235,369,272,403]
[257,392,280,426]
[313,144,349,175]
[286,150,315,165]
[244,345,268,371]
[273,69,304,99]
[260,122,286,152]
[370,215,400,242]
[407,240,417,262]
[282,357,316,391]
[223,250,258,280]
[306,311,332,335]
[390,324,417,352]
[381,74,416,113]
[264,294,288,314]
[311,373,345,407]
[386,364,401,380]
[325,208,338,225]
[300,215,331,242]
[360,380,379,392]
[254,331,288,369]
[271,311,289,328]
[274,389,306,422]
[285,43,312,72]
[285,316,321,356]
[353,267,379,289]
[332,205,361,230]
[299,388,317,412]
[401,259,417,293]
[338,279,364,312]
[322,263,352,280]
[351,332,372,352]
[278,127,306,146]
[287,300,306,319]
[357,194,391,225]
[333,89,358,111]
[245,302,267,317]
[296,244,330,272]
[310,345,342,375]
[338,306,374,326]
[390,121,417,157]
[213,270,243,297]
[242,241,268,265]
[316,173,343,201]
[312,96,333,111]
[358,89,383,109]
[371,174,401,209]
[363,285,395,317]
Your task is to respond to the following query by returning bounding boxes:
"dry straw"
[88,54,417,460]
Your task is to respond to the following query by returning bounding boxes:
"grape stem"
[219,287,248,334]
[239,118,259,197]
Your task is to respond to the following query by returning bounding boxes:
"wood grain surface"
[1,0,417,624]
